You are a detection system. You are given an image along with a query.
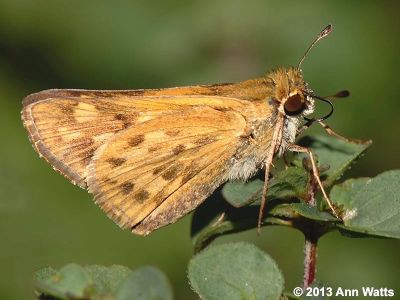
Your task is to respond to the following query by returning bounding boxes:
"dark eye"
[284,93,305,115]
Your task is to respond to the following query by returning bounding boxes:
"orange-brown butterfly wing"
[22,85,274,234]
[22,88,257,188]
[22,92,141,187]
[86,106,247,234]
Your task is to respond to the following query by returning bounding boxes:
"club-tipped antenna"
[297,24,333,70]
[324,89,350,99]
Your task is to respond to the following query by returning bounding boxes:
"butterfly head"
[268,67,315,119]
[271,25,347,124]
[283,88,314,117]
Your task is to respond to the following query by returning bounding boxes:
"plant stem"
[303,233,318,288]
[302,170,319,288]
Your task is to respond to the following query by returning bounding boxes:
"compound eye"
[284,93,305,115]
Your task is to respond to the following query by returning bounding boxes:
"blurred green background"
[1,1,399,299]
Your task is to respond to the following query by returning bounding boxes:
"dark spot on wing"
[115,113,128,121]
[128,134,145,147]
[103,177,118,185]
[194,136,216,145]
[162,163,183,181]
[72,138,95,151]
[86,147,96,157]
[172,144,186,155]
[135,190,150,203]
[81,148,96,164]
[94,102,112,112]
[106,157,127,167]
[181,163,200,184]
[153,166,164,175]
[148,145,158,152]
[152,161,174,176]
[120,182,134,195]
[165,129,180,137]
[61,105,74,114]
[114,113,134,129]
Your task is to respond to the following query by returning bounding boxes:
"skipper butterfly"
[22,25,354,235]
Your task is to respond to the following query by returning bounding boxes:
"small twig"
[305,168,317,207]
[302,168,319,288]
[303,232,318,288]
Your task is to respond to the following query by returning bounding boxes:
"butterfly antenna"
[302,89,349,124]
[324,90,350,99]
[297,24,333,70]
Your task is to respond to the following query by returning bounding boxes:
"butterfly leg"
[257,116,284,234]
[257,145,275,234]
[297,120,369,145]
[287,144,340,219]
[316,121,370,144]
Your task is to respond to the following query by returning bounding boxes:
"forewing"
[22,89,256,188]
[86,106,247,233]
[22,94,141,187]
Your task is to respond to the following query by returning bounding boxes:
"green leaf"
[266,167,309,202]
[331,170,400,238]
[191,195,295,253]
[35,267,57,282]
[296,135,371,187]
[191,167,325,252]
[191,134,372,249]
[188,242,284,300]
[222,179,264,207]
[115,266,173,300]
[221,134,371,209]
[85,265,131,298]
[329,177,370,210]
[290,203,338,222]
[35,264,172,300]
[35,263,92,300]
[222,167,309,209]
